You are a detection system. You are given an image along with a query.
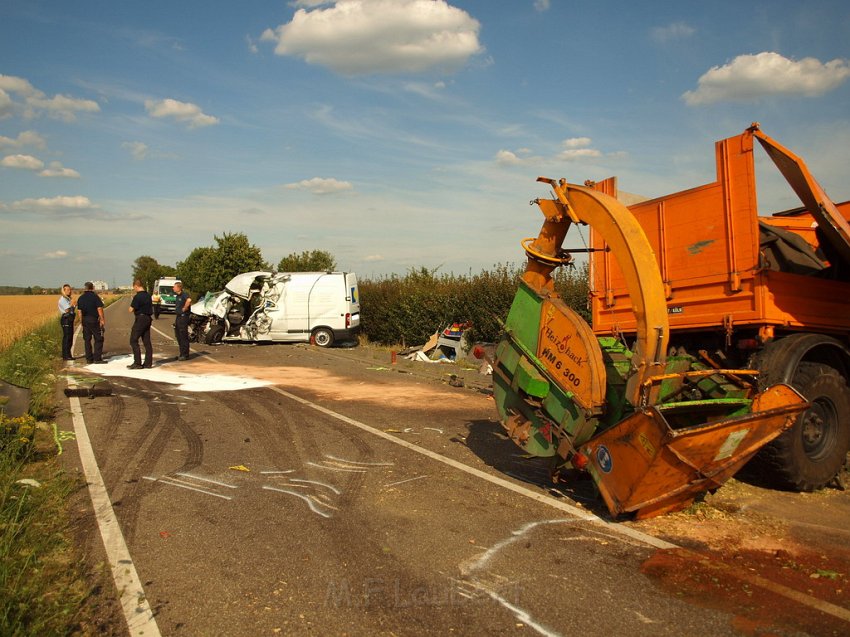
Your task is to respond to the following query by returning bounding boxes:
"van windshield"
[158,286,175,295]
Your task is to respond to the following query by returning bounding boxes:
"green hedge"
[359,263,590,346]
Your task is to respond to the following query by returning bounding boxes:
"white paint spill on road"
[78,354,272,392]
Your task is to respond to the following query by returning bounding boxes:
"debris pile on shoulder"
[398,322,493,375]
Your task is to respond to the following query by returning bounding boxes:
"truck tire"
[757,362,850,491]
[311,327,334,348]
[204,323,225,345]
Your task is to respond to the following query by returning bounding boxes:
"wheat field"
[0,294,119,353]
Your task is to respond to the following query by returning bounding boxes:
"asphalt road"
[56,297,848,637]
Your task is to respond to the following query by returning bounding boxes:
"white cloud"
[284,177,354,194]
[534,0,551,12]
[495,149,524,166]
[363,254,385,262]
[39,161,80,178]
[0,89,13,119]
[145,98,219,129]
[122,141,149,160]
[43,250,68,259]
[0,74,100,122]
[246,34,259,54]
[558,137,602,160]
[0,130,46,149]
[261,0,483,75]
[562,137,592,149]
[683,52,850,106]
[11,195,95,211]
[650,21,695,43]
[559,148,602,160]
[1,154,44,170]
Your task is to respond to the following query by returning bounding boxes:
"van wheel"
[755,362,850,491]
[205,323,225,345]
[312,328,334,348]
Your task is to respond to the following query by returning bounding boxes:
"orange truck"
[494,124,850,518]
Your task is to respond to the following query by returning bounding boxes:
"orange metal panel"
[590,129,850,338]
[582,383,806,519]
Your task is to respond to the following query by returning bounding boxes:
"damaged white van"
[189,271,360,347]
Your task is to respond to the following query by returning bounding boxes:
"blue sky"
[2,0,849,286]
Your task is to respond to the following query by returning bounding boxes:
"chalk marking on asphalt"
[288,478,341,495]
[384,475,429,488]
[323,453,394,467]
[306,460,366,473]
[143,476,233,501]
[263,486,333,518]
[474,584,560,637]
[68,380,162,637]
[267,385,850,626]
[175,472,238,489]
[260,469,296,475]
[267,386,671,550]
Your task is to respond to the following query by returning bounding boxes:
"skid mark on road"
[67,377,161,637]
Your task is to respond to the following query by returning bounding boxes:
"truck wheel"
[758,362,850,491]
[311,327,334,348]
[204,323,225,345]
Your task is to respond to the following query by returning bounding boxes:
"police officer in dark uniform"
[128,279,154,369]
[76,282,106,364]
[172,281,192,361]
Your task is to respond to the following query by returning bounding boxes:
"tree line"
[131,231,592,346]
[131,232,337,296]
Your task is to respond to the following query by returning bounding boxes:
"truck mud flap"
[581,383,807,519]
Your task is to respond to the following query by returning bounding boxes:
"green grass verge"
[0,321,93,636]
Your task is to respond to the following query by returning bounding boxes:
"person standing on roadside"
[128,279,154,369]
[76,282,106,364]
[58,283,76,361]
[173,281,192,361]
[152,290,161,319]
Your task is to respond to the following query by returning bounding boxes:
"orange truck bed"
[590,128,850,338]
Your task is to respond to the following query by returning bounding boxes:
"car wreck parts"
[494,124,850,519]
[188,271,361,347]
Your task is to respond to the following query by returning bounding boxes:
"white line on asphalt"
[268,384,850,627]
[175,471,238,489]
[263,485,333,518]
[384,475,429,488]
[306,460,367,473]
[67,379,162,637]
[143,476,233,500]
[323,453,394,466]
[268,386,673,550]
[288,478,342,494]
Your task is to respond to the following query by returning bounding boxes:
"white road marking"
[175,472,238,489]
[323,453,394,467]
[67,379,162,637]
[384,475,429,488]
[142,476,233,501]
[263,486,333,518]
[260,469,296,475]
[288,478,341,495]
[306,461,366,473]
[268,386,673,550]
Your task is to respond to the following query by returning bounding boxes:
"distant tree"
[277,249,337,272]
[177,247,217,296]
[177,233,268,295]
[131,255,177,292]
